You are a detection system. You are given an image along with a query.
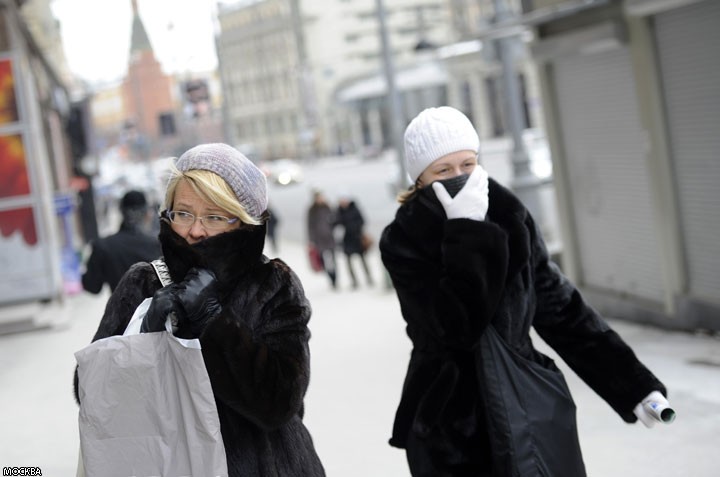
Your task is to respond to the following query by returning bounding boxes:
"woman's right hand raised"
[431,166,489,221]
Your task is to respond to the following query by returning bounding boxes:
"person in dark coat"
[74,143,325,477]
[265,204,280,254]
[335,196,373,288]
[379,107,672,476]
[307,189,338,289]
[81,189,161,293]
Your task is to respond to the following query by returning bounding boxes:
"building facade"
[0,0,80,320]
[333,0,546,168]
[216,0,459,159]
[523,0,720,330]
[216,0,306,159]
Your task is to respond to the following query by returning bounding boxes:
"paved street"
[1,238,719,476]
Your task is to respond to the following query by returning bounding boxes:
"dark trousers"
[322,249,337,288]
[345,252,373,288]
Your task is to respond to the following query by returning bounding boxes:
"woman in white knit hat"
[74,143,325,476]
[379,107,672,476]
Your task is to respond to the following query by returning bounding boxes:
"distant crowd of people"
[307,189,374,290]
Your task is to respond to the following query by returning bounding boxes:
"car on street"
[263,158,304,186]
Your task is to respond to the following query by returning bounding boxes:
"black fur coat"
[75,220,325,477]
[380,178,666,474]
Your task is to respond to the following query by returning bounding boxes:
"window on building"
[158,113,176,136]
[0,14,9,50]
[485,76,505,137]
[460,80,475,126]
[519,73,532,129]
[484,73,531,137]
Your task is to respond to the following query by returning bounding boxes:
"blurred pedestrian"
[75,143,325,476]
[266,204,280,254]
[81,189,161,293]
[335,195,373,289]
[379,106,672,476]
[307,189,338,289]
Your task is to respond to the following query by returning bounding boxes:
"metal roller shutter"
[554,48,665,302]
[654,0,720,303]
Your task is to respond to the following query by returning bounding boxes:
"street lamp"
[290,0,317,160]
[491,0,543,222]
[375,0,408,191]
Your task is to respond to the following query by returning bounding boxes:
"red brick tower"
[121,0,175,158]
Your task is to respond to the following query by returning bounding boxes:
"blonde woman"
[74,143,325,476]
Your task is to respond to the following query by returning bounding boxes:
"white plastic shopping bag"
[75,298,228,477]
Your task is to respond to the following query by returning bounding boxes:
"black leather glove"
[141,285,183,333]
[175,267,222,337]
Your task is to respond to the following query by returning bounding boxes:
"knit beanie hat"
[404,106,480,183]
[175,143,268,218]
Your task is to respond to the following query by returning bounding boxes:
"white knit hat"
[175,143,268,219]
[404,106,480,183]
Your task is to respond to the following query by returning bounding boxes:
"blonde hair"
[163,163,262,225]
[397,178,426,204]
[396,187,416,204]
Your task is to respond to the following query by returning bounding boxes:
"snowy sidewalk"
[0,238,718,476]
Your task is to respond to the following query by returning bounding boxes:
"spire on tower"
[129,0,153,55]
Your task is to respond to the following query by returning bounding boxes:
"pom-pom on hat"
[404,106,480,183]
[175,143,268,219]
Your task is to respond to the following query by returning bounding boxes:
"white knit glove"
[633,391,675,428]
[432,166,489,221]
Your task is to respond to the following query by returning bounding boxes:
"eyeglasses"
[166,210,239,230]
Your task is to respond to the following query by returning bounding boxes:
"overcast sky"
[52,0,220,84]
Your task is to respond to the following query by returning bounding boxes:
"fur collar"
[158,220,267,297]
[486,179,530,279]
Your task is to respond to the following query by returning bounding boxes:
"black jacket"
[75,220,325,477]
[81,221,161,293]
[380,179,666,474]
[335,201,365,255]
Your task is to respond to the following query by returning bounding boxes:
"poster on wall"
[0,133,32,201]
[0,133,53,302]
[0,206,51,302]
[0,57,20,124]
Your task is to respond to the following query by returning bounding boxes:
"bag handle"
[149,259,181,335]
[150,258,173,287]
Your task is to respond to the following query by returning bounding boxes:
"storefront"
[527,0,720,330]
[0,4,78,330]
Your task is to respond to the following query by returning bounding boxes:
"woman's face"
[169,180,241,244]
[417,150,477,188]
